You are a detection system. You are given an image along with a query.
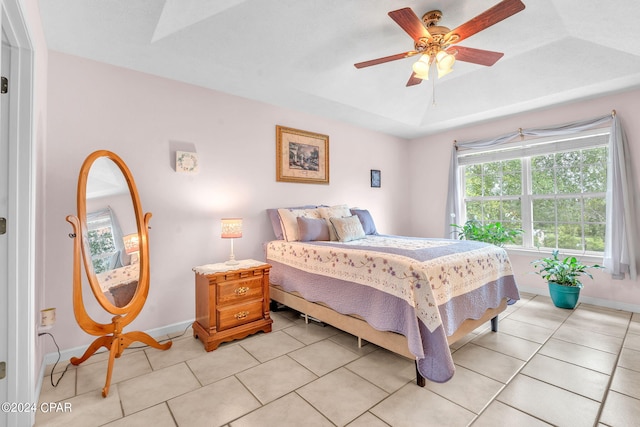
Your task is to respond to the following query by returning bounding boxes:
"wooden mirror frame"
[66,150,171,397]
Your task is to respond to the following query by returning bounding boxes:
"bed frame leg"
[491,315,498,332]
[415,362,425,387]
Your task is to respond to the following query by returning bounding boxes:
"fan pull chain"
[432,76,437,107]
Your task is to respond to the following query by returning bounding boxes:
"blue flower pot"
[548,281,582,309]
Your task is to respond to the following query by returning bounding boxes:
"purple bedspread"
[266,235,519,382]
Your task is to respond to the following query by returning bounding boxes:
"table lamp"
[123,233,140,264]
[221,218,242,265]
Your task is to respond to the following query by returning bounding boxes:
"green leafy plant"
[451,220,523,247]
[531,249,603,287]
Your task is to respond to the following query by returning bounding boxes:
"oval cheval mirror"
[66,150,171,397]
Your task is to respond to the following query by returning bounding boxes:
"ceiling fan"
[354,0,526,86]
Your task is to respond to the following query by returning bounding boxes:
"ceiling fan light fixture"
[412,54,431,79]
[435,50,455,78]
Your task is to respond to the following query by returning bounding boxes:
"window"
[458,130,609,254]
[86,208,122,273]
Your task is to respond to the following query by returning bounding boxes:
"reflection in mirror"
[86,157,139,308]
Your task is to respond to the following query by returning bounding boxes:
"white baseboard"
[40,319,194,367]
[518,286,640,314]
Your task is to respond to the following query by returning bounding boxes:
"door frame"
[1,1,35,426]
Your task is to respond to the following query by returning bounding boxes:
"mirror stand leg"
[102,338,120,398]
[123,330,172,351]
[70,335,115,366]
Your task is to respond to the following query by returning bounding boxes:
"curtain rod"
[452,110,617,147]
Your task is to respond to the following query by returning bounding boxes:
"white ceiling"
[38,0,640,139]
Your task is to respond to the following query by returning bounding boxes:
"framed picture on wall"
[276,125,329,184]
[371,169,381,188]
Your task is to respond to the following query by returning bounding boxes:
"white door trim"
[1,1,35,426]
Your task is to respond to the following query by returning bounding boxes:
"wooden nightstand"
[192,259,272,351]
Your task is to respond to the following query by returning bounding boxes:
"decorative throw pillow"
[330,216,366,242]
[297,217,330,241]
[277,208,321,241]
[350,209,378,235]
[267,205,318,240]
[318,204,351,241]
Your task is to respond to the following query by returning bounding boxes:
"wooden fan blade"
[354,51,418,69]
[388,8,430,41]
[406,72,423,87]
[447,46,504,66]
[446,0,525,44]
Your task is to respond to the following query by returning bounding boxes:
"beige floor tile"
[506,305,569,330]
[118,362,200,415]
[76,350,152,395]
[38,366,77,404]
[452,343,525,383]
[239,330,304,362]
[289,339,359,376]
[521,354,610,401]
[599,390,640,426]
[329,331,378,356]
[35,385,123,427]
[168,376,261,426]
[471,401,552,426]
[497,318,555,344]
[618,347,640,372]
[270,310,297,331]
[498,374,600,427]
[472,329,541,361]
[552,323,624,353]
[102,403,176,427]
[425,365,504,414]
[449,330,480,350]
[610,366,640,399]
[345,349,415,393]
[298,368,388,426]
[236,355,317,404]
[624,331,640,351]
[563,310,629,338]
[282,321,340,345]
[347,412,390,427]
[371,383,475,427]
[539,338,617,374]
[230,392,332,427]
[145,333,207,370]
[187,344,259,385]
[629,320,640,334]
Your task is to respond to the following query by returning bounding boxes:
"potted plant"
[531,249,602,309]
[451,220,523,247]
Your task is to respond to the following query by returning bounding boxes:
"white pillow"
[330,216,366,242]
[318,204,351,241]
[277,208,321,241]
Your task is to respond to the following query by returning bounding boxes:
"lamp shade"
[122,233,140,254]
[221,218,243,238]
[412,54,431,80]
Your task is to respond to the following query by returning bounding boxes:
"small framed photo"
[276,125,329,184]
[370,169,381,188]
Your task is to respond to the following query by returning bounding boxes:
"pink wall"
[43,51,410,351]
[409,89,640,311]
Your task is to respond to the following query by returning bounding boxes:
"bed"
[265,205,519,385]
[96,263,139,307]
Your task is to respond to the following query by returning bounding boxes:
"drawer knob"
[234,286,249,296]
[234,311,249,320]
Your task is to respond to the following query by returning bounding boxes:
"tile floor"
[36,293,640,427]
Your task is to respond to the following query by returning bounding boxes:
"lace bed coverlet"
[266,235,519,382]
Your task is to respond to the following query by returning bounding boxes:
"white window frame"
[457,128,610,255]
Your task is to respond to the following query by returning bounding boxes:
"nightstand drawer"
[217,300,264,330]
[217,276,263,305]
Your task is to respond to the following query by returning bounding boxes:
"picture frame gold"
[276,125,329,184]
